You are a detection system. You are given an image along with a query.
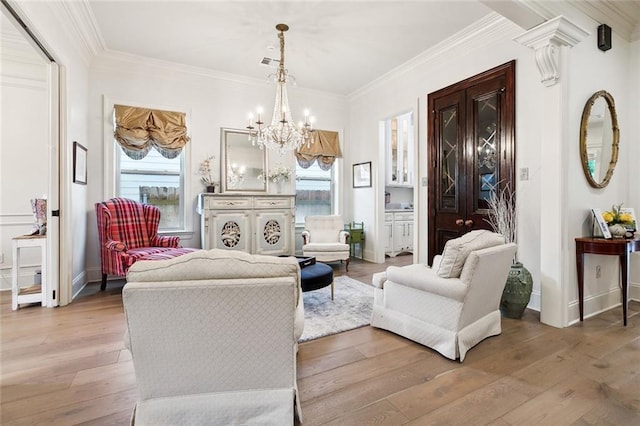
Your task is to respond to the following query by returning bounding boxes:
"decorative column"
[515,16,588,328]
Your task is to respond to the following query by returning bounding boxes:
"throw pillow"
[436,230,505,278]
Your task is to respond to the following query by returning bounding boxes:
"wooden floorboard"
[2,253,639,425]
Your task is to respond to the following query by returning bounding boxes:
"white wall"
[347,13,636,327]
[565,24,635,323]
[86,54,349,281]
[630,39,640,299]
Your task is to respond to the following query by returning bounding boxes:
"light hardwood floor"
[2,254,639,425]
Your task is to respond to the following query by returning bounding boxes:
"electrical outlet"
[596,265,601,279]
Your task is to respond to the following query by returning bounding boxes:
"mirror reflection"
[221,128,266,192]
[580,91,619,189]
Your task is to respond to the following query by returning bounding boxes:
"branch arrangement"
[485,185,517,245]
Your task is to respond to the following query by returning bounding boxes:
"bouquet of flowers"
[259,165,292,183]
[197,155,216,186]
[602,204,634,227]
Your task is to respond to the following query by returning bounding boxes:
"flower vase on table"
[608,224,627,238]
[259,164,292,195]
[602,203,636,239]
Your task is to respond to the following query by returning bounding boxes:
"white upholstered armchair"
[123,249,303,425]
[371,230,517,362]
[302,215,350,271]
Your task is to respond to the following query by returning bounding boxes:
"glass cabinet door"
[385,111,414,186]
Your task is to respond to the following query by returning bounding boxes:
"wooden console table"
[575,236,640,326]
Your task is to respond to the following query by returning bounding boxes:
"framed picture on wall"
[73,141,87,185]
[353,161,371,188]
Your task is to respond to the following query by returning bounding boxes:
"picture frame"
[620,207,637,232]
[73,141,87,185]
[353,161,372,188]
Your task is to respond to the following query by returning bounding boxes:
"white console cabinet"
[197,194,295,255]
[384,210,414,257]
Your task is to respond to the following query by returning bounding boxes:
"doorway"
[427,61,515,263]
[1,3,61,306]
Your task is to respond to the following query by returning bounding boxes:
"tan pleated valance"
[114,105,190,160]
[295,130,342,170]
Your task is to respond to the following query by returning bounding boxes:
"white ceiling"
[3,1,640,96]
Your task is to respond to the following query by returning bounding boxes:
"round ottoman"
[301,262,334,299]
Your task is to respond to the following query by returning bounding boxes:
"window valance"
[114,105,190,160]
[295,130,342,170]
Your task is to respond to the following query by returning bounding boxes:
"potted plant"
[485,185,533,319]
[198,155,217,193]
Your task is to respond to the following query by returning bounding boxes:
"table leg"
[620,252,629,326]
[576,247,585,322]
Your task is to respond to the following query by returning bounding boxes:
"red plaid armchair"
[96,198,195,290]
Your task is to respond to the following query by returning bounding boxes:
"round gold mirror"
[579,90,619,188]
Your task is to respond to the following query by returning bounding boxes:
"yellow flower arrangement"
[602,204,634,226]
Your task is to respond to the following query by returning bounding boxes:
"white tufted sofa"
[123,249,304,425]
[371,230,517,362]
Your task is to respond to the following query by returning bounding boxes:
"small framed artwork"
[620,207,637,232]
[73,141,87,185]
[353,161,372,188]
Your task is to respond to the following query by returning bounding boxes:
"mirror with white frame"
[579,91,619,189]
[221,128,266,193]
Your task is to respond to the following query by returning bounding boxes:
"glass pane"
[390,118,398,182]
[118,148,183,229]
[439,107,458,210]
[295,161,333,223]
[475,93,498,210]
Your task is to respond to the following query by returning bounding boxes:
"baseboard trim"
[568,284,640,325]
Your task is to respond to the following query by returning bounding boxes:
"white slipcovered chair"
[302,215,350,271]
[371,230,517,362]
[122,249,303,425]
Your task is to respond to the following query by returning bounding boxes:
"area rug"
[299,275,374,342]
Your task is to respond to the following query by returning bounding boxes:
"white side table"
[12,235,47,311]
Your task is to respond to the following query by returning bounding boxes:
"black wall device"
[598,24,611,52]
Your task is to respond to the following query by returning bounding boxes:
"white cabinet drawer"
[385,213,394,222]
[207,197,252,209]
[254,197,293,209]
[394,212,414,221]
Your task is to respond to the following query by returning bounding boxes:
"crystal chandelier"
[247,24,314,153]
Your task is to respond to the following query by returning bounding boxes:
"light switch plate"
[421,177,428,186]
[519,167,529,181]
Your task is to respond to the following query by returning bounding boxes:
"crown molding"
[93,49,346,101]
[348,12,511,101]
[526,0,639,42]
[59,0,105,58]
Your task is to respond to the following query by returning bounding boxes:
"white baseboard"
[568,283,640,326]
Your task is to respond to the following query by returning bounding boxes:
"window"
[111,104,191,232]
[295,161,334,224]
[117,148,184,230]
